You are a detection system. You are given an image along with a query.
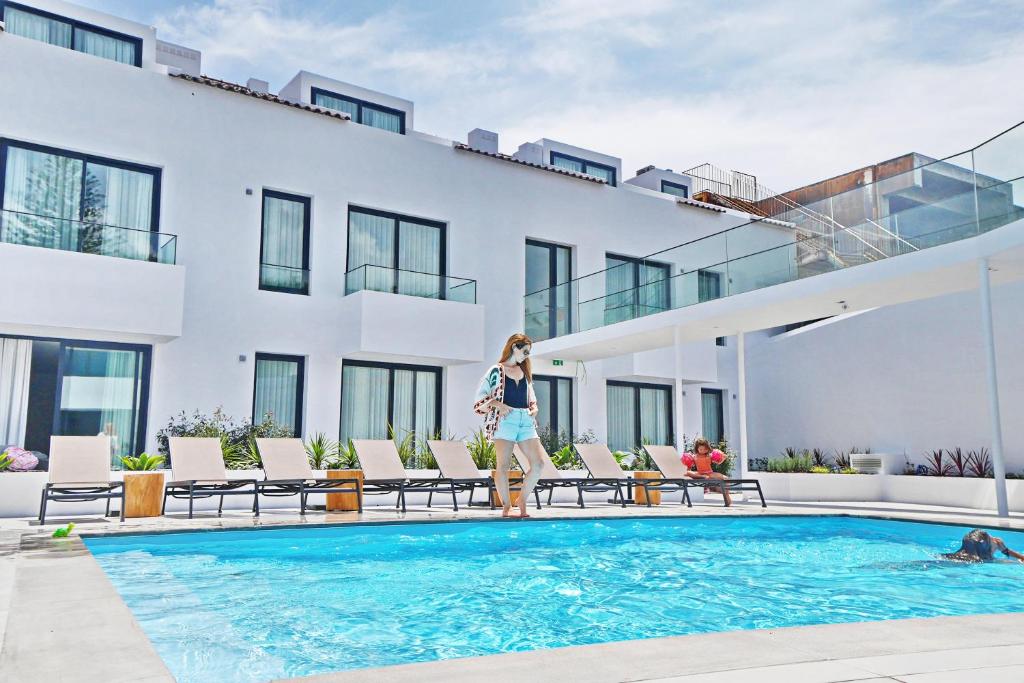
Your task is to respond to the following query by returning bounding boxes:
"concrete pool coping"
[3,500,1024,682]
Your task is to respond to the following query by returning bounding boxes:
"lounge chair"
[513,443,627,508]
[644,445,767,507]
[39,436,125,524]
[163,437,260,518]
[574,442,694,507]
[426,440,534,509]
[254,438,362,514]
[352,439,460,512]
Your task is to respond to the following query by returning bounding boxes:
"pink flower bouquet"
[2,447,38,471]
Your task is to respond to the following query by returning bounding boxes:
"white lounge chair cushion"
[48,435,112,485]
[256,438,314,481]
[169,437,229,483]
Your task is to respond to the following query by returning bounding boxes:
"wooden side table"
[124,471,165,518]
[326,469,364,511]
[633,471,662,506]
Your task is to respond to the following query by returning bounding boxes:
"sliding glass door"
[606,380,673,453]
[605,254,670,324]
[532,375,573,438]
[340,361,441,443]
[253,353,304,436]
[346,207,445,298]
[525,239,572,341]
[701,388,725,444]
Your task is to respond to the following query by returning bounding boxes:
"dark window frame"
[0,2,143,67]
[311,86,407,134]
[606,379,674,450]
[259,189,311,295]
[605,252,672,315]
[525,238,573,340]
[697,269,722,302]
[661,179,689,198]
[252,352,305,436]
[533,374,573,437]
[339,359,443,442]
[550,151,617,186]
[345,205,447,292]
[0,138,163,258]
[701,387,726,444]
[0,332,153,463]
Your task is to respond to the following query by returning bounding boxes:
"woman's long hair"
[498,333,533,382]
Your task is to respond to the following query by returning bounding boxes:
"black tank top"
[503,374,528,409]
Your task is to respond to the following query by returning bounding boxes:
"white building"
[1,0,1021,504]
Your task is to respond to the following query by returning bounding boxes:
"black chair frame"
[256,477,363,514]
[162,479,260,519]
[39,483,125,524]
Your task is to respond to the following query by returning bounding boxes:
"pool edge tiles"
[83,516,1024,683]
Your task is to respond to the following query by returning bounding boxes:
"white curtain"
[5,7,72,47]
[397,220,441,297]
[2,146,82,250]
[340,365,389,441]
[701,390,724,444]
[392,369,415,436]
[260,195,306,291]
[606,385,636,453]
[639,263,669,315]
[556,379,572,435]
[84,163,154,259]
[313,93,358,119]
[254,358,299,434]
[73,28,137,65]
[97,349,138,461]
[552,155,583,173]
[347,211,395,293]
[414,371,436,438]
[362,106,402,133]
[640,387,670,446]
[0,339,33,448]
[604,257,634,324]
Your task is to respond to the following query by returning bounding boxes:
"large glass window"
[701,388,725,444]
[0,335,150,468]
[340,361,440,443]
[346,207,445,298]
[2,3,140,66]
[260,191,310,294]
[0,140,160,260]
[550,152,617,186]
[533,375,572,438]
[605,254,670,324]
[697,269,722,302]
[606,381,673,453]
[311,87,406,134]
[253,353,304,436]
[525,239,572,341]
[661,180,689,198]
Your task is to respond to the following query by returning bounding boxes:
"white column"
[978,258,1008,517]
[673,326,685,449]
[737,331,749,478]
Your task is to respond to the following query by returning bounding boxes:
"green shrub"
[156,407,292,470]
[466,429,498,470]
[304,433,338,470]
[550,444,580,470]
[331,439,360,469]
[121,453,165,471]
[0,451,13,472]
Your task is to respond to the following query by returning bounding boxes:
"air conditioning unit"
[850,453,900,474]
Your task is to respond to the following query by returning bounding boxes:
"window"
[311,87,406,134]
[0,334,151,468]
[0,139,161,260]
[525,239,572,341]
[701,388,725,444]
[606,381,673,453]
[259,190,310,294]
[605,254,670,324]
[345,207,446,298]
[716,336,727,347]
[661,180,689,199]
[340,361,441,443]
[253,353,304,436]
[533,375,573,438]
[550,152,617,186]
[697,269,723,302]
[1,2,141,66]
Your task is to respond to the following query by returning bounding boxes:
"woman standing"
[473,333,546,518]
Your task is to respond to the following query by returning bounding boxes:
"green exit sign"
[552,360,564,366]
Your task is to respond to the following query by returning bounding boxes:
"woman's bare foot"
[501,505,512,518]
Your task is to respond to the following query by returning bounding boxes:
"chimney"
[468,128,499,154]
[246,78,270,94]
[635,164,656,176]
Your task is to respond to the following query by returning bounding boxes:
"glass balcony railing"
[259,263,310,293]
[0,209,177,264]
[345,264,477,303]
[526,120,1024,340]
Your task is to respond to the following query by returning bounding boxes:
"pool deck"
[2,500,1024,682]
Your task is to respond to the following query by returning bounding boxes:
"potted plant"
[322,436,362,512]
[121,452,166,518]
[623,445,663,506]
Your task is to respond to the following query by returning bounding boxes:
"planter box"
[632,471,662,505]
[124,472,165,518]
[749,472,883,502]
[325,470,363,511]
[882,475,1024,512]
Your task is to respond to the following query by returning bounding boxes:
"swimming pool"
[85,516,1024,682]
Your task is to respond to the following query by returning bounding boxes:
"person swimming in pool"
[942,529,1024,563]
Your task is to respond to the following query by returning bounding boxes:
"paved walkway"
[1,500,1023,682]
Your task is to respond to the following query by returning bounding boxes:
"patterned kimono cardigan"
[473,363,538,442]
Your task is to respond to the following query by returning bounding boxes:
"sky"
[75,0,1024,191]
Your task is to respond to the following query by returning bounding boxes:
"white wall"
[746,280,1024,471]
[0,30,746,454]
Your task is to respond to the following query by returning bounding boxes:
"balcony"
[340,265,483,365]
[0,210,185,342]
[344,264,477,303]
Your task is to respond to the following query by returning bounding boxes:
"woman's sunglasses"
[513,343,531,356]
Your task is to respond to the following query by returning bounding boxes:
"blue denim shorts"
[493,408,539,442]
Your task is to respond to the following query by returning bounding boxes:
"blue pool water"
[86,516,1024,682]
